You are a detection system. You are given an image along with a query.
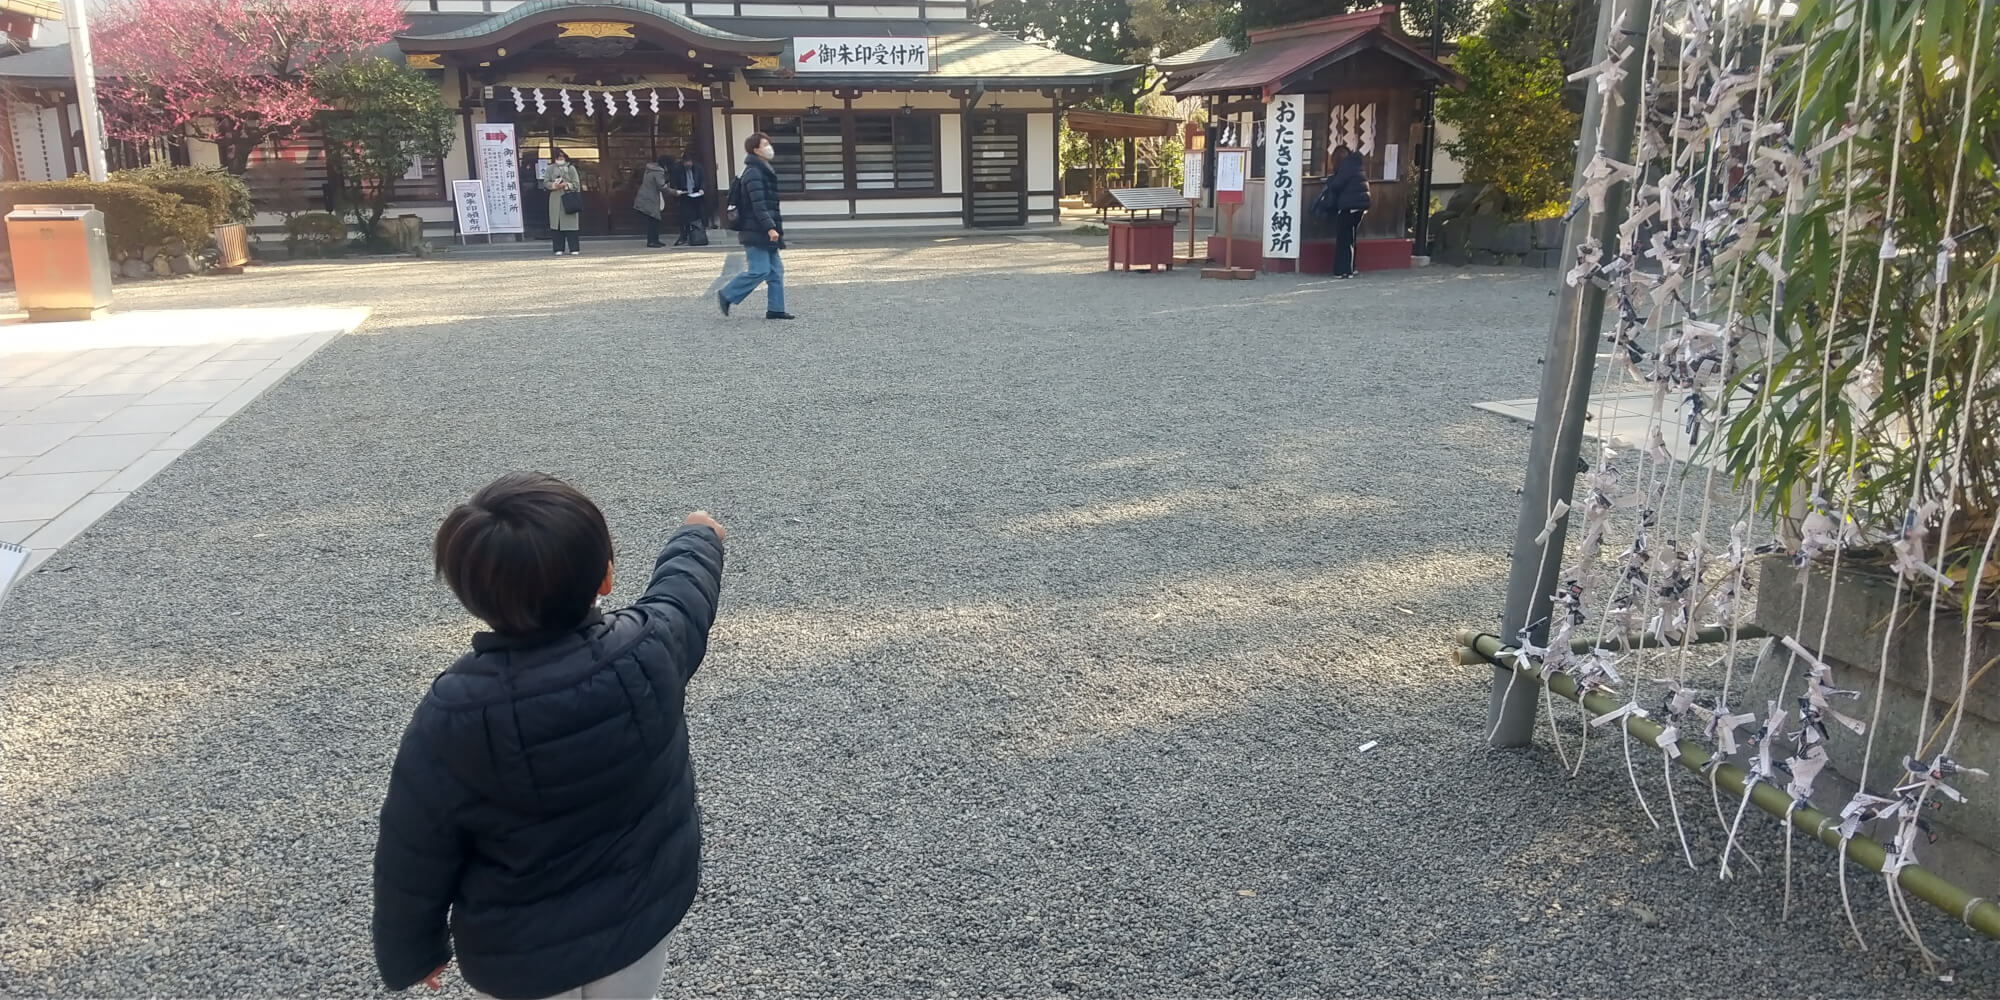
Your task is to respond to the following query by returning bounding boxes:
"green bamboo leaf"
[1918,0,1945,86]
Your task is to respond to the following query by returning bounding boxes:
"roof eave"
[395,2,783,56]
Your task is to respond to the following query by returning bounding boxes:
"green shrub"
[284,212,349,256]
[1437,28,1579,219]
[112,164,255,226]
[162,202,212,254]
[0,179,206,256]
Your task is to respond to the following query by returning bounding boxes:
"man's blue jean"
[721,245,784,313]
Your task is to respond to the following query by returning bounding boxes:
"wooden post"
[1222,204,1231,269]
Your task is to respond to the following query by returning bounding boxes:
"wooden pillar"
[692,88,717,225]
[54,97,76,177]
[0,85,21,182]
[958,92,973,227]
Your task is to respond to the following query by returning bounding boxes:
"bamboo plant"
[1718,0,1999,619]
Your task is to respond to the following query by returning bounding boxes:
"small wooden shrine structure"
[1166,4,1462,273]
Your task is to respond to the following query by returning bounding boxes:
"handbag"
[1309,181,1337,220]
[560,190,583,216]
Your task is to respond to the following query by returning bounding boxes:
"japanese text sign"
[474,123,525,235]
[1214,148,1247,205]
[453,180,489,236]
[1262,94,1305,260]
[793,36,933,73]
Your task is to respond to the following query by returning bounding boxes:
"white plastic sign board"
[1208,148,1240,193]
[794,37,932,73]
[474,123,525,234]
[0,541,26,608]
[1262,93,1306,259]
[1383,143,1399,181]
[1182,155,1202,199]
[453,180,489,236]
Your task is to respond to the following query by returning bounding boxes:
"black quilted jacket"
[371,525,725,999]
[735,154,785,249]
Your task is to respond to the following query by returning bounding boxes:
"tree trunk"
[217,136,257,175]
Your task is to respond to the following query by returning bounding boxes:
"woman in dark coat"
[1323,144,1371,278]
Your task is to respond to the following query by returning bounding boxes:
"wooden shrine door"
[967,113,1026,228]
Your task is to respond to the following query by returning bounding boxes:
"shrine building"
[0,0,1143,239]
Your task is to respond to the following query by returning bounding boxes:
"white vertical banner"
[452,179,489,236]
[1262,94,1306,260]
[474,123,525,235]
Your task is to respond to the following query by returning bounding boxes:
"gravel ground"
[3,238,1995,997]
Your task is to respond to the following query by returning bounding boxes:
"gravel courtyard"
[3,237,1996,997]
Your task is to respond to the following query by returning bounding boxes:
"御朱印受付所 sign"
[793,36,933,73]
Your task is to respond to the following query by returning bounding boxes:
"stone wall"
[1427,182,1565,267]
[1747,559,2000,894]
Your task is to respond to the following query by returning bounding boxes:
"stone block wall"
[1746,559,2000,894]
[1429,183,1567,268]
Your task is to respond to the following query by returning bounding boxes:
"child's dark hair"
[434,472,614,635]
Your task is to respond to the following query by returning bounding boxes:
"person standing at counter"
[543,151,584,256]
[1318,144,1370,278]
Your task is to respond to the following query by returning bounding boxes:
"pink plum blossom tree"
[93,0,407,174]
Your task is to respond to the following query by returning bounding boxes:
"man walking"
[718,132,795,320]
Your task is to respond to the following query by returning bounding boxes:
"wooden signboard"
[1203,147,1254,279]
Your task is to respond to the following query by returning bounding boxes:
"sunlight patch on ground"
[1001,486,1397,533]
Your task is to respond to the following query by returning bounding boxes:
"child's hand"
[422,964,447,990]
[685,511,726,540]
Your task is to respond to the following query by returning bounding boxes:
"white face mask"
[757,144,774,159]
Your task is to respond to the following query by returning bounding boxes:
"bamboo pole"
[1457,632,2000,942]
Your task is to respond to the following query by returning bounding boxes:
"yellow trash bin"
[7,204,113,322]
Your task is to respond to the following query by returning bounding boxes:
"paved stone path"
[1,308,364,578]
[2,244,1994,997]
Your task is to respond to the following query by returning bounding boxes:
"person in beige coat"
[634,157,669,248]
[543,151,584,255]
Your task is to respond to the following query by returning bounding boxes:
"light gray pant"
[475,935,670,1000]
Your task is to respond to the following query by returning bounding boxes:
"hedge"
[0,179,213,258]
[112,164,255,226]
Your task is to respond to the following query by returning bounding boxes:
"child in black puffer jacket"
[372,472,725,1000]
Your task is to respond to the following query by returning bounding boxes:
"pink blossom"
[94,0,407,172]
